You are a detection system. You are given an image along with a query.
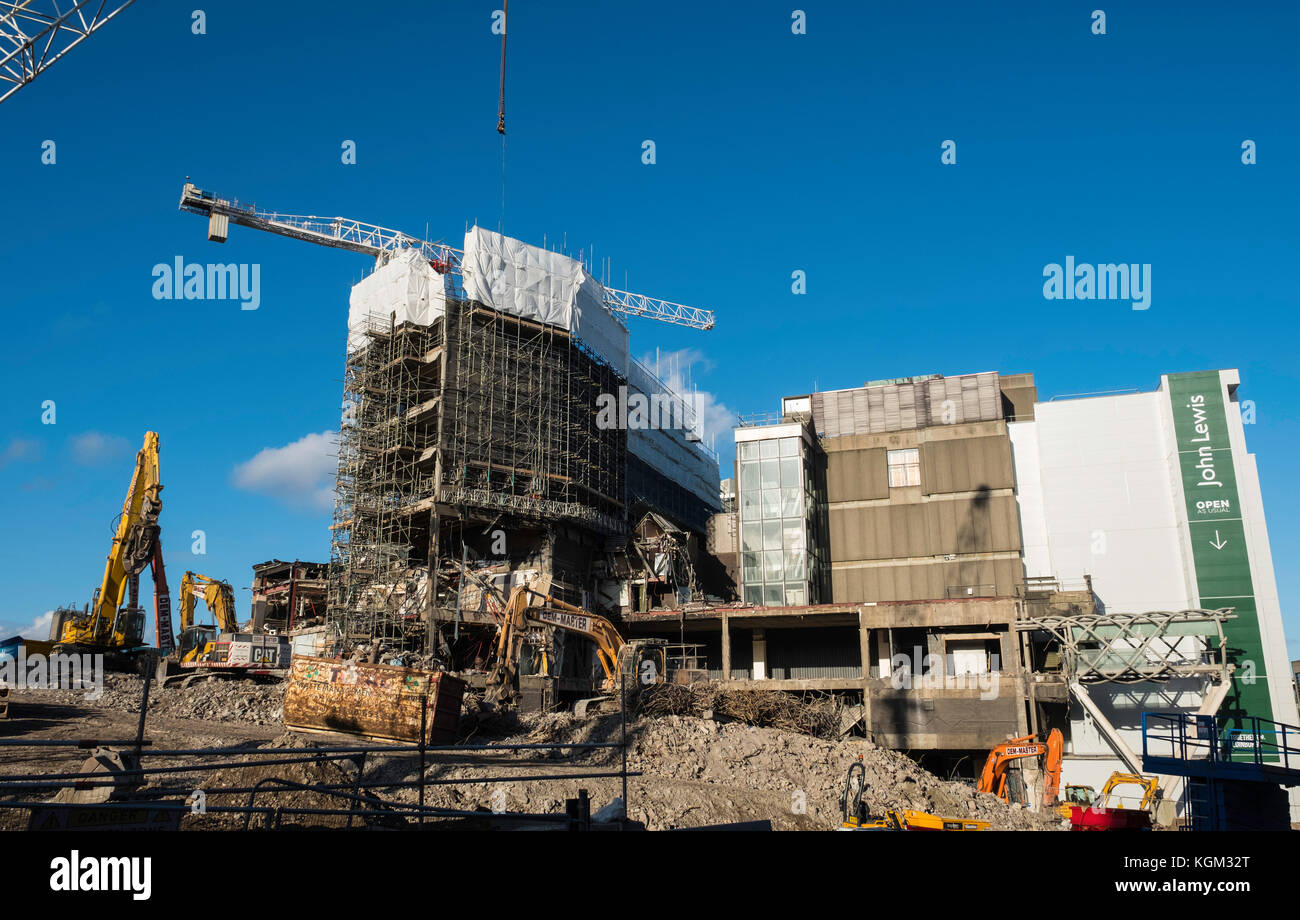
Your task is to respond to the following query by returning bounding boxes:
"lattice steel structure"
[1,0,136,105]
[1017,608,1236,684]
[179,182,716,330]
[439,299,625,534]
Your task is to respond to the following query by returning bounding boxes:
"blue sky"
[1,1,1298,654]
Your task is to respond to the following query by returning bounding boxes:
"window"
[887,447,920,487]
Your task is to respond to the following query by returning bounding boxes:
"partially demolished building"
[622,367,1298,814]
[327,229,721,663]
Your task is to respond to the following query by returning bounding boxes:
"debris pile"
[637,682,842,739]
[391,711,1065,831]
[36,674,285,726]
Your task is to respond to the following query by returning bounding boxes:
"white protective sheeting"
[347,248,446,351]
[625,358,720,508]
[460,226,629,375]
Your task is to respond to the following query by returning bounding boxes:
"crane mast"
[178,182,715,331]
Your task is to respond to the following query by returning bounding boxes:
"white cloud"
[0,610,54,641]
[69,431,131,467]
[0,437,41,469]
[638,347,735,449]
[232,431,337,513]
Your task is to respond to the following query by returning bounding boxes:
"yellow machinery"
[175,572,238,663]
[840,756,990,831]
[1055,772,1161,819]
[1057,771,1161,830]
[1097,772,1161,811]
[157,572,290,685]
[1057,783,1097,818]
[485,582,667,711]
[54,432,173,663]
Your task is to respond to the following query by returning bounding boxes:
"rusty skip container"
[283,656,466,745]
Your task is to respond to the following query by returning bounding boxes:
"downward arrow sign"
[1210,530,1228,550]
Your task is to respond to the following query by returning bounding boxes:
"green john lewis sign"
[1168,371,1273,732]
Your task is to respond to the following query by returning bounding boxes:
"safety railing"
[1142,711,1300,772]
[0,667,639,831]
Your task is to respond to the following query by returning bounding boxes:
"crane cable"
[498,0,507,234]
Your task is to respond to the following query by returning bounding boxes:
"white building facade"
[1010,369,1299,810]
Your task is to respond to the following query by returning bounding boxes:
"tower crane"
[177,182,716,331]
[1,0,138,105]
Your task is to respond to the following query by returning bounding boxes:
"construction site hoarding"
[283,656,466,745]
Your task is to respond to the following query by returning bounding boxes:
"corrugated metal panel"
[811,373,1003,440]
[852,389,869,434]
[768,626,861,680]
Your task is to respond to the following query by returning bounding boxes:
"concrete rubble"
[15,677,1065,830]
[36,674,285,726]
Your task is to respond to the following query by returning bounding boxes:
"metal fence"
[0,669,637,831]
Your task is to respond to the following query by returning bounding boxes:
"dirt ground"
[0,677,1065,831]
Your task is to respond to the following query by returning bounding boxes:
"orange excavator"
[977,729,1063,809]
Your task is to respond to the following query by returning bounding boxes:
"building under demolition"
[327,229,721,668]
[623,367,1299,819]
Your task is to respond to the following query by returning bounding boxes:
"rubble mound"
[68,673,286,725]
[401,710,1065,831]
[622,714,1063,830]
[638,682,843,738]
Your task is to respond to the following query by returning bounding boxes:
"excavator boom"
[58,431,166,655]
[486,582,665,705]
[977,729,1063,809]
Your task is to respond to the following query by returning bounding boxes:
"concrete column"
[721,614,731,681]
[858,611,871,681]
[1005,626,1029,737]
[858,609,874,738]
[927,631,945,678]
[752,628,767,681]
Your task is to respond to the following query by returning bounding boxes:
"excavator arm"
[977,729,1063,808]
[178,572,238,633]
[486,583,651,700]
[60,432,164,652]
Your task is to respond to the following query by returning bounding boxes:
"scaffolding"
[330,315,442,648]
[329,297,628,652]
[440,299,625,534]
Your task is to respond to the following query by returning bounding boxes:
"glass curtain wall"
[738,433,823,606]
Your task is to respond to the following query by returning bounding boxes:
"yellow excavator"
[156,572,290,685]
[174,572,239,661]
[1058,772,1161,830]
[53,432,173,666]
[840,756,990,831]
[485,581,667,714]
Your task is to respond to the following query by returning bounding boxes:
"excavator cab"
[177,625,219,663]
[619,638,668,690]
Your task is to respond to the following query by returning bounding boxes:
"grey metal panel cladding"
[830,493,1022,563]
[827,448,888,502]
[813,373,1001,438]
[920,436,1014,496]
[767,626,861,680]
